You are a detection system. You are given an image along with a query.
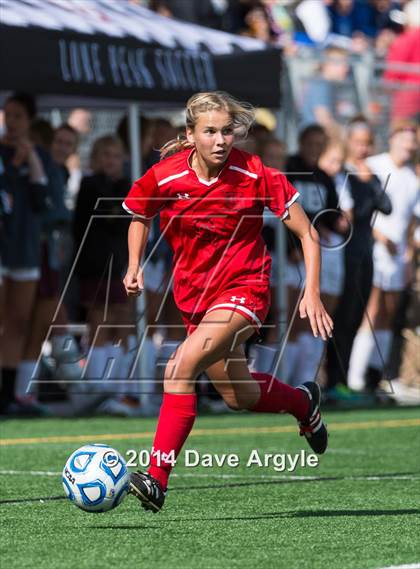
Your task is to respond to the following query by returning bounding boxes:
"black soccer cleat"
[129,471,166,513]
[296,381,328,454]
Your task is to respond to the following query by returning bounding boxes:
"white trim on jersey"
[122,201,154,219]
[228,165,258,179]
[157,170,189,187]
[280,192,300,220]
[197,176,220,186]
[205,302,262,327]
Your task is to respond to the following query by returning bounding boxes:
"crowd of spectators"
[142,0,416,54]
[145,0,420,123]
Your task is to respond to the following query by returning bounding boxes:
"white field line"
[376,564,420,569]
[0,469,60,476]
[0,470,419,482]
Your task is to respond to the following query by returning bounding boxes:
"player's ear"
[186,128,195,145]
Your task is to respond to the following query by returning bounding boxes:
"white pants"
[373,242,407,292]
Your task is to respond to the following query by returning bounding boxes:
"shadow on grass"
[86,507,420,530]
[169,471,420,492]
[206,508,420,521]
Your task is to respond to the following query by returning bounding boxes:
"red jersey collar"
[186,147,233,187]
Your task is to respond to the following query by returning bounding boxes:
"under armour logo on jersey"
[177,193,190,200]
[230,296,246,304]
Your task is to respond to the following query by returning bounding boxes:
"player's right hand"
[123,265,144,297]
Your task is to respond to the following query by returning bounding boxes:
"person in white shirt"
[348,121,419,391]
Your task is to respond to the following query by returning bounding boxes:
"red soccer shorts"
[179,284,271,336]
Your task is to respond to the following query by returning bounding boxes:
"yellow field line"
[0,418,419,446]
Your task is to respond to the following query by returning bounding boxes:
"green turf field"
[1,407,419,569]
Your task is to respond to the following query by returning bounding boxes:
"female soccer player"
[122,92,333,512]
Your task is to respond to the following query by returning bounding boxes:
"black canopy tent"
[0,0,282,107]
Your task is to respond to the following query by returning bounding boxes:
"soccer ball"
[62,444,129,513]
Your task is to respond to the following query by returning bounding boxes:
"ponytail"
[159,134,194,160]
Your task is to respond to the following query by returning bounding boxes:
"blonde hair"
[90,134,124,172]
[160,91,255,159]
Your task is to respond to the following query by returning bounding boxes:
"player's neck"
[191,151,224,181]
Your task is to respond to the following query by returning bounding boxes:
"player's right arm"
[123,218,151,297]
[122,166,163,297]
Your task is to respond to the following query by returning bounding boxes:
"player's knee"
[163,353,198,386]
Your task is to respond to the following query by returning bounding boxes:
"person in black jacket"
[73,135,132,401]
[0,93,51,414]
[325,119,392,398]
[284,125,344,386]
[14,123,81,407]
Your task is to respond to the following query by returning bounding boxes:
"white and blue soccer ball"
[62,444,129,513]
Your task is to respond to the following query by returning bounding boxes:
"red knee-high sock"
[148,392,197,491]
[250,372,309,421]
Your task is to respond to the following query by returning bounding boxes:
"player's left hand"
[299,293,334,341]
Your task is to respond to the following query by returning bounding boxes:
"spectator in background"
[240,2,278,43]
[0,93,51,415]
[371,0,404,35]
[235,123,271,155]
[325,120,392,400]
[316,136,350,314]
[383,0,420,120]
[263,0,294,43]
[294,0,332,45]
[284,125,343,385]
[149,0,230,30]
[260,137,287,171]
[66,108,93,208]
[153,119,177,152]
[148,0,172,18]
[30,118,54,150]
[117,114,157,172]
[301,47,352,136]
[67,108,92,171]
[250,122,272,149]
[72,136,133,411]
[13,120,75,411]
[295,0,402,49]
[234,134,258,154]
[328,0,375,49]
[252,137,287,370]
[317,136,353,234]
[51,124,79,183]
[17,124,82,398]
[349,120,418,392]
[223,0,266,34]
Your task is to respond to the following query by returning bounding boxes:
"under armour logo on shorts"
[177,193,190,200]
[230,296,246,304]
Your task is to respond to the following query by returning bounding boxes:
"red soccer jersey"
[123,147,299,316]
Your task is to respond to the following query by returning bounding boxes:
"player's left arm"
[283,201,334,340]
